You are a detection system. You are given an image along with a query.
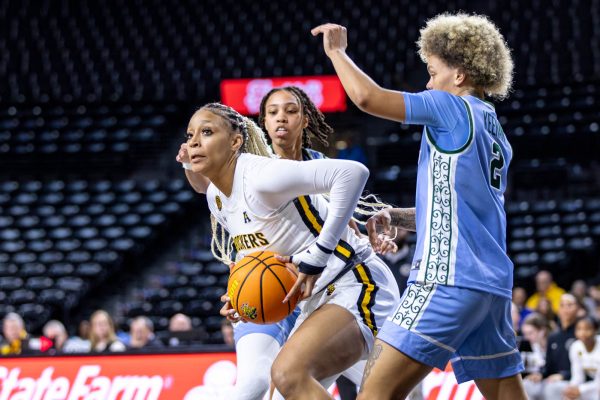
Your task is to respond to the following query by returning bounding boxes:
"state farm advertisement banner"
[0,353,480,400]
[0,352,238,400]
[220,75,347,114]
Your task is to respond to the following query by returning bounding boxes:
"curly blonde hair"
[417,13,514,100]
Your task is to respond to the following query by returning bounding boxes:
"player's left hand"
[220,293,243,323]
[276,255,320,302]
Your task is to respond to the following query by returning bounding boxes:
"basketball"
[227,250,301,324]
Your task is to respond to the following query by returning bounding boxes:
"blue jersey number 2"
[490,141,505,190]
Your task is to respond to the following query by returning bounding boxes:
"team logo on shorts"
[215,195,222,211]
[243,211,251,223]
[240,303,257,320]
[326,284,336,296]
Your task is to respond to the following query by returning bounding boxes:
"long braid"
[210,214,234,265]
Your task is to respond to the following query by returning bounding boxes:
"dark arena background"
[0,0,599,399]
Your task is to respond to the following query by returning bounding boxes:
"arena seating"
[0,178,196,331]
[0,103,179,172]
[120,250,230,344]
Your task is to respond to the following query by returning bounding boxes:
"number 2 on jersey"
[490,141,504,190]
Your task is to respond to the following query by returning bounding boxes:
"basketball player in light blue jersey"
[313,13,526,400]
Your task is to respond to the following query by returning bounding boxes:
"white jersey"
[569,337,600,398]
[206,153,373,294]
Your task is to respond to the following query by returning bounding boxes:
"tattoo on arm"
[360,342,383,391]
[389,208,416,232]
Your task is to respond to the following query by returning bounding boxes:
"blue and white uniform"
[377,90,524,383]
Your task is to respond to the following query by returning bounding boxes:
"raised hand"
[311,23,348,57]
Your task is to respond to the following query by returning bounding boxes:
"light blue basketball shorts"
[377,282,524,383]
[233,307,300,346]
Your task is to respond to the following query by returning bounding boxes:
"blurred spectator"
[169,313,192,332]
[0,313,30,355]
[526,270,566,314]
[571,280,596,317]
[522,313,551,399]
[77,320,91,341]
[563,317,600,400]
[589,284,600,320]
[221,319,234,347]
[129,317,164,350]
[513,286,533,328]
[42,320,90,353]
[167,313,207,347]
[536,297,559,332]
[540,294,580,399]
[90,310,126,353]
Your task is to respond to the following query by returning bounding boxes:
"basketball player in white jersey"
[178,88,400,399]
[184,102,399,400]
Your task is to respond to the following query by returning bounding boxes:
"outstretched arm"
[253,157,369,257]
[388,208,417,231]
[312,23,407,122]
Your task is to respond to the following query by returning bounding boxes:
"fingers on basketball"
[228,251,301,324]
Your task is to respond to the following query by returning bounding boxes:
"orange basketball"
[227,250,300,324]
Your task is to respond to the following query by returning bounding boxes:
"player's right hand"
[366,209,393,253]
[220,293,243,323]
[175,143,191,164]
[311,23,348,58]
[377,233,398,255]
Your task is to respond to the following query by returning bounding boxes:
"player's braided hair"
[258,86,331,148]
[210,214,234,265]
[202,103,273,158]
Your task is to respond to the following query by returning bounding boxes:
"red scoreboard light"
[220,75,347,115]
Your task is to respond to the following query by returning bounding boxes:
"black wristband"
[298,261,325,275]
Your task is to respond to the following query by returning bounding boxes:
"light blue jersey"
[404,90,513,299]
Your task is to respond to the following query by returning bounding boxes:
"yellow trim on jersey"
[297,196,322,235]
[335,241,353,260]
[295,195,354,262]
[353,263,378,335]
